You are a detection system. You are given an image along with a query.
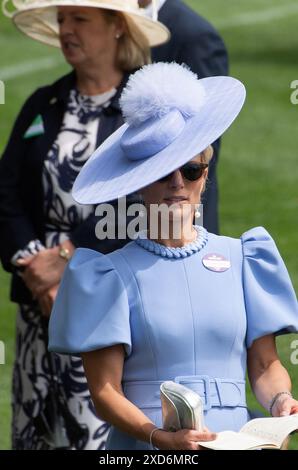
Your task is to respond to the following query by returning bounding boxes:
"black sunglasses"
[158,162,208,183]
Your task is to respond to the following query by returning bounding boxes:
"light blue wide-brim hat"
[73,62,246,205]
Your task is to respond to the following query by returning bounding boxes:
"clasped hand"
[17,247,66,317]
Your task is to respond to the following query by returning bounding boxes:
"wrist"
[269,391,292,416]
[152,429,172,450]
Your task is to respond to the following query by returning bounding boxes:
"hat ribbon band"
[120,109,187,161]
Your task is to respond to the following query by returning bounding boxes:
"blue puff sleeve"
[242,227,298,348]
[48,248,132,356]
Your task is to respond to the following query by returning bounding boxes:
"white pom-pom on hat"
[119,62,207,127]
[73,64,246,205]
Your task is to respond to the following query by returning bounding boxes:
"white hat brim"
[12,3,170,47]
[73,76,246,204]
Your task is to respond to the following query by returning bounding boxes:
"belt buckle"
[174,375,211,411]
[214,379,243,407]
[197,375,211,411]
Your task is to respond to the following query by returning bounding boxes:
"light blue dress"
[48,226,298,450]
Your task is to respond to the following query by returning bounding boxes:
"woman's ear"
[114,14,126,38]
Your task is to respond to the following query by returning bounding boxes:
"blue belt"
[123,375,247,411]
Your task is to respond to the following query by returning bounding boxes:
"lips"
[61,40,79,50]
[163,197,188,204]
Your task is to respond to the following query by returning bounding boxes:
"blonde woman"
[0,0,169,450]
[49,63,298,450]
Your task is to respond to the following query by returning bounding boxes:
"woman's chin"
[166,209,192,225]
[170,205,193,220]
[61,51,84,67]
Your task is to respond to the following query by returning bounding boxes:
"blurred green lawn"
[1,0,298,450]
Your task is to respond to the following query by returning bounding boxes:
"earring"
[195,206,201,219]
[115,33,121,39]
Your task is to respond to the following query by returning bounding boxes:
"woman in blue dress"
[49,62,298,450]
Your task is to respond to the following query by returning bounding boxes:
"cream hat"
[2,0,170,47]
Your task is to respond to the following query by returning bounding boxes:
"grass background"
[1,0,298,450]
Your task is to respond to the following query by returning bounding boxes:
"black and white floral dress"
[12,88,116,450]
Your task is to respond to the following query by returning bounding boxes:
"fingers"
[20,267,39,290]
[49,286,59,302]
[16,256,34,266]
[21,277,46,298]
[38,291,50,317]
[278,398,298,417]
[169,429,217,450]
[273,396,298,417]
[21,270,56,298]
[182,429,217,442]
[290,406,298,415]
[195,432,217,441]
[279,402,292,417]
[20,271,38,298]
[38,296,51,318]
[38,285,59,318]
[33,283,52,298]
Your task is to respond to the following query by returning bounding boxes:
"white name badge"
[202,253,231,272]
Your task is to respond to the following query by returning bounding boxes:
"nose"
[168,169,184,189]
[58,17,74,36]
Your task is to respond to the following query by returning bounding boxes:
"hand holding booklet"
[160,381,298,450]
[197,414,298,450]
